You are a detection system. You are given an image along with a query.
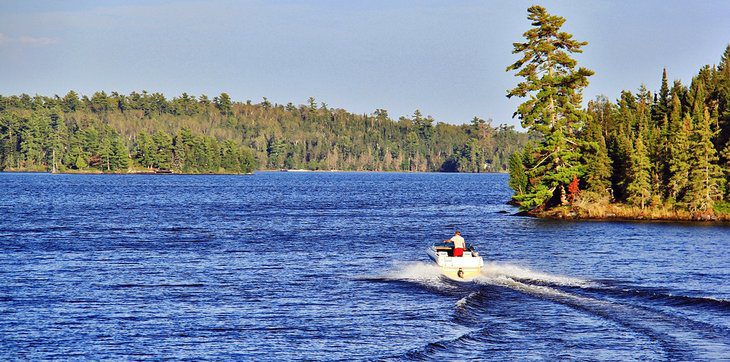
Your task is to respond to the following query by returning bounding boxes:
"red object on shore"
[568,175,580,203]
[453,248,464,257]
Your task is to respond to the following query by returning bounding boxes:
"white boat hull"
[427,247,484,281]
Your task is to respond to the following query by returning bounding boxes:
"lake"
[0,172,728,360]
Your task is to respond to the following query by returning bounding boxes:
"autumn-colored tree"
[567,175,580,203]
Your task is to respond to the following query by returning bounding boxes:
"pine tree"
[220,140,237,171]
[608,95,637,202]
[581,112,612,196]
[717,45,730,168]
[685,108,725,211]
[111,136,130,170]
[215,93,232,116]
[690,79,706,124]
[83,128,100,157]
[626,130,651,208]
[508,149,528,195]
[49,108,68,172]
[720,44,730,73]
[668,113,693,202]
[152,131,173,169]
[506,5,594,208]
[658,114,671,193]
[69,146,87,169]
[652,68,671,124]
[723,141,730,199]
[99,137,113,171]
[134,131,155,168]
[667,91,683,137]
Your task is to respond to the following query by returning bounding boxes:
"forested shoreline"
[0,92,528,174]
[507,6,730,220]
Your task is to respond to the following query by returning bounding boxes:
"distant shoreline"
[264,169,508,174]
[0,168,508,175]
[0,169,252,176]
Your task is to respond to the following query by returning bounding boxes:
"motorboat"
[426,241,484,281]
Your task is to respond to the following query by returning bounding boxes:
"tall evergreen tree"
[608,131,633,202]
[49,108,68,172]
[215,93,232,116]
[99,137,113,171]
[506,5,594,208]
[134,131,156,168]
[690,79,707,124]
[626,129,652,208]
[581,109,612,196]
[607,94,637,202]
[111,136,130,170]
[685,108,725,211]
[152,131,173,169]
[723,141,730,199]
[69,146,87,169]
[62,91,82,112]
[508,150,528,195]
[667,113,693,202]
[652,68,671,124]
[20,112,47,166]
[717,45,730,164]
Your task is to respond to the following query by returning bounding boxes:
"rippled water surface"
[1,172,729,360]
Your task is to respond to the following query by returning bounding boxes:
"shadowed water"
[0,172,728,360]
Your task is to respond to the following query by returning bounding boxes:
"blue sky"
[1,0,729,127]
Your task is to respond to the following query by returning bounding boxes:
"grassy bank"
[526,194,730,222]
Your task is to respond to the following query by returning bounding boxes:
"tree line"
[0,91,529,174]
[507,5,730,215]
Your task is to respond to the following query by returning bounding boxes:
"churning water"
[1,172,728,360]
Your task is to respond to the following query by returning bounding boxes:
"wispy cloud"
[0,33,58,46]
[18,35,58,45]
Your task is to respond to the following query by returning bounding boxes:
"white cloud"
[0,33,58,46]
[18,35,58,46]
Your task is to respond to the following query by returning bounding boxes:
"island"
[506,6,730,222]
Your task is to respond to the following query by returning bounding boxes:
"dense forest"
[507,5,730,218]
[0,91,528,174]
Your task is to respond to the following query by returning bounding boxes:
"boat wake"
[354,261,461,292]
[379,262,730,361]
[479,262,595,288]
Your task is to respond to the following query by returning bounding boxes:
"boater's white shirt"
[450,235,465,249]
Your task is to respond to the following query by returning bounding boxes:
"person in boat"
[444,231,466,257]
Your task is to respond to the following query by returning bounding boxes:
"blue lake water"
[0,172,729,360]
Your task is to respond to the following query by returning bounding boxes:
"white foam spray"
[473,269,608,313]
[456,291,478,308]
[355,261,458,291]
[478,262,596,288]
[384,261,443,282]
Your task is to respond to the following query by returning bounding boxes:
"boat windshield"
[433,241,475,250]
